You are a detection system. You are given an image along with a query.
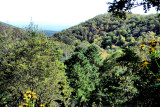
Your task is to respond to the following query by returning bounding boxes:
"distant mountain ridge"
[0,21,16,27]
[0,21,59,37]
[51,13,160,49]
[43,30,59,36]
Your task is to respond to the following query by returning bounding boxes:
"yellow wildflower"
[149,47,155,53]
[148,40,153,45]
[32,96,37,99]
[148,40,158,47]
[139,44,145,50]
[19,105,23,107]
[24,94,27,97]
[141,59,146,62]
[40,104,45,107]
[26,91,32,94]
[27,94,31,98]
[31,91,36,95]
[23,103,28,106]
[140,61,149,67]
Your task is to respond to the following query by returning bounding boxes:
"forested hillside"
[52,13,160,48]
[1,13,160,107]
[0,22,26,38]
[50,13,160,106]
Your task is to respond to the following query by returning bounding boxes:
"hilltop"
[51,13,160,49]
[0,21,26,37]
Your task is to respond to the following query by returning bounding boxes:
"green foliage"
[51,13,160,51]
[97,49,138,106]
[74,46,86,53]
[1,11,160,107]
[0,93,8,107]
[107,0,160,18]
[84,45,103,66]
[64,45,101,106]
[116,48,140,68]
[100,49,123,73]
[99,40,160,106]
[99,70,138,105]
[120,41,160,106]
[53,41,75,61]
[0,27,72,106]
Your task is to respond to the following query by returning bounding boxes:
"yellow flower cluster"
[23,91,37,100]
[148,40,158,53]
[19,90,39,107]
[140,59,149,67]
[140,40,158,53]
[149,47,155,53]
[148,40,158,47]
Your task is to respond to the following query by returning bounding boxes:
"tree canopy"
[107,0,160,18]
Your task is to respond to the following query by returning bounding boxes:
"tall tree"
[64,45,101,106]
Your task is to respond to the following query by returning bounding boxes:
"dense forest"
[1,13,160,107]
[53,13,160,46]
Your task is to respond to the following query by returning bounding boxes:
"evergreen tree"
[64,45,101,106]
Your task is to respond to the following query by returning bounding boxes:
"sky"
[0,0,159,31]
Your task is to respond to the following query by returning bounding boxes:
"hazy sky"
[0,0,158,31]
